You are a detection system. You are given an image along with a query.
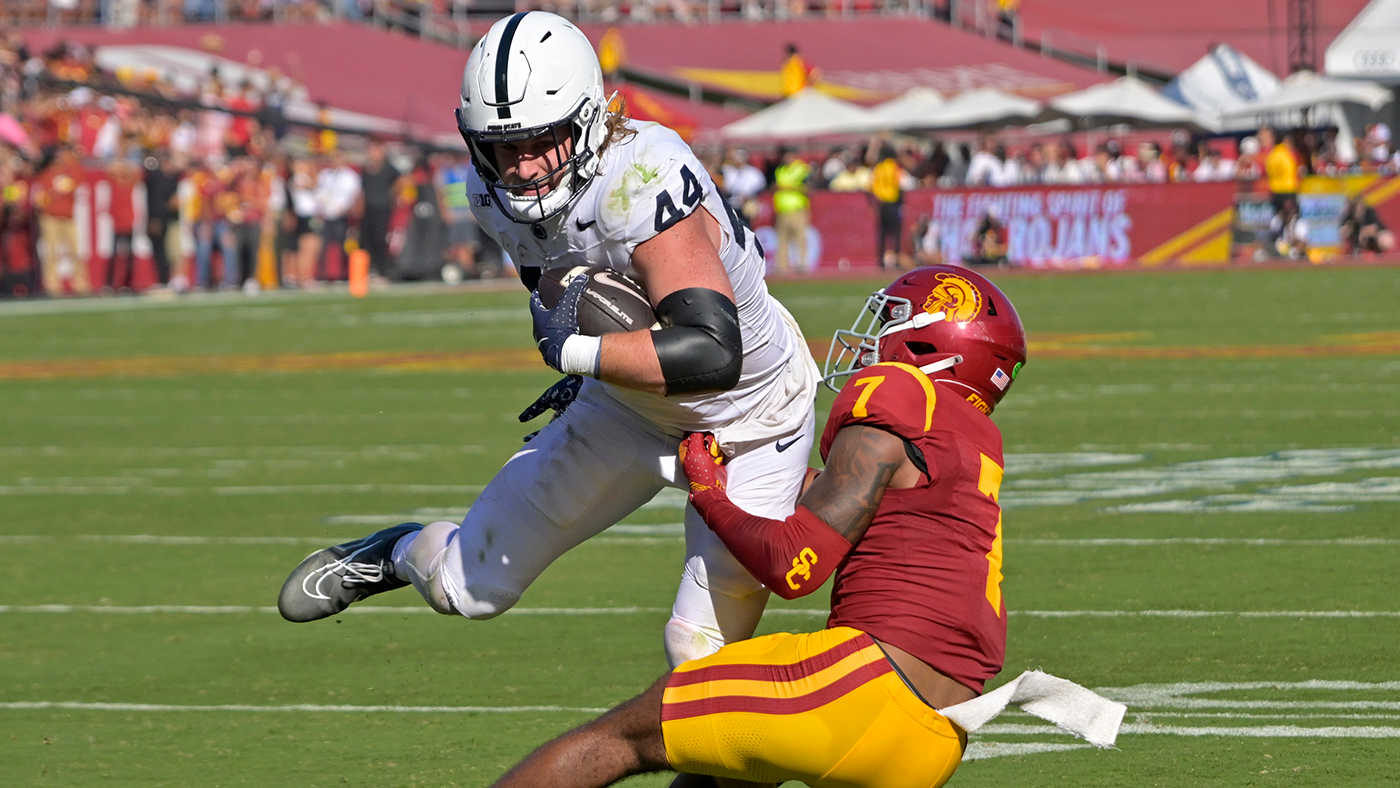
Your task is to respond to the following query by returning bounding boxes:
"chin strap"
[877,310,945,340]
[919,354,963,375]
[876,312,963,375]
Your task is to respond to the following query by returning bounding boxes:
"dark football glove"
[519,374,584,442]
[529,273,589,373]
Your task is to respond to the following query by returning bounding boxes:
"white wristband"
[559,334,603,377]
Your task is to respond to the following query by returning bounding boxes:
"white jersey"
[469,122,811,437]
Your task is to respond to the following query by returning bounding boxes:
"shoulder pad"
[595,125,708,253]
[820,363,936,460]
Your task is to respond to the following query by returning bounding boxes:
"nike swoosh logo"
[775,436,803,452]
[575,218,597,232]
[593,271,639,295]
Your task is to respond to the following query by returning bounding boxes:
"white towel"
[938,670,1127,749]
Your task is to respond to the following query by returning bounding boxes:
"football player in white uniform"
[278,11,819,667]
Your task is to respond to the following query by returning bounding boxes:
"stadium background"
[2,2,1400,787]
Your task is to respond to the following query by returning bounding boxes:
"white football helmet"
[456,12,609,224]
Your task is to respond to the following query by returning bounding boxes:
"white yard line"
[0,706,1393,741]
[6,678,1400,757]
[963,742,1092,760]
[0,533,684,546]
[1119,712,1400,721]
[2,534,1390,546]
[1,604,1396,619]
[1017,610,1400,618]
[0,701,608,714]
[0,484,486,496]
[981,722,1400,738]
[0,604,673,615]
[1019,538,1400,546]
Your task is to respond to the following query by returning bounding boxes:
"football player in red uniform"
[484,266,1028,788]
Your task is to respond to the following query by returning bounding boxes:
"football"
[536,265,658,336]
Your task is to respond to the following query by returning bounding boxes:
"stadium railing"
[3,0,1160,88]
[4,0,950,33]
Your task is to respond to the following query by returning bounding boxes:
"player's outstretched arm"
[681,426,909,599]
[795,424,908,544]
[596,209,741,396]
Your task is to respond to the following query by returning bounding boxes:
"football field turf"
[2,266,1398,787]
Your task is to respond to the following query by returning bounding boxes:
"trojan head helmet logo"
[922,273,982,323]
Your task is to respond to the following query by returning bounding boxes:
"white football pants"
[409,380,814,667]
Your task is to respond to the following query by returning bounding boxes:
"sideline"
[2,604,1397,618]
[2,333,1398,381]
[2,534,1394,546]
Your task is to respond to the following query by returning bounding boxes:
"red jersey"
[108,172,138,233]
[820,362,1006,692]
[36,163,84,219]
[225,95,255,146]
[77,106,108,156]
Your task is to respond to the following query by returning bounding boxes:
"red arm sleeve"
[690,490,851,600]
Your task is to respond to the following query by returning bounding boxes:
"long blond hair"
[598,93,638,156]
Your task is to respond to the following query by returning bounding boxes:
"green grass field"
[2,266,1398,787]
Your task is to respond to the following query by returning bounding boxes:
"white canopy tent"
[909,87,1044,130]
[1220,70,1392,164]
[719,89,875,139]
[1219,70,1392,123]
[1049,76,1205,128]
[857,87,946,132]
[1325,0,1400,85]
[1161,44,1283,132]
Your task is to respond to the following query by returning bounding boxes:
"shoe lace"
[336,559,388,587]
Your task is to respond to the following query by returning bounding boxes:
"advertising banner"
[799,182,1241,270]
[766,178,1400,271]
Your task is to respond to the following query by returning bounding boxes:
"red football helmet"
[824,266,1027,414]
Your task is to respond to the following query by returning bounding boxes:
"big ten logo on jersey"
[785,547,819,591]
[472,193,493,208]
[652,164,752,251]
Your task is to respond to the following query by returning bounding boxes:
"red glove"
[679,432,727,495]
[680,433,849,600]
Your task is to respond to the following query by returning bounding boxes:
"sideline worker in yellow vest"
[780,44,820,98]
[1260,125,1300,212]
[869,142,906,269]
[773,149,811,274]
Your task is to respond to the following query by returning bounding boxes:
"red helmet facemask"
[823,266,1027,414]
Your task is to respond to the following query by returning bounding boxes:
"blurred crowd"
[704,123,1399,199]
[4,0,957,28]
[695,122,1398,270]
[0,28,1395,297]
[0,35,501,298]
[5,1,390,27]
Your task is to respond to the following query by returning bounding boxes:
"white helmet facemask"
[456,11,611,224]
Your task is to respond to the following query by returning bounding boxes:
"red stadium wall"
[756,179,1400,271]
[22,174,1400,294]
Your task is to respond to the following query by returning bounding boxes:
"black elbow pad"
[652,288,743,395]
